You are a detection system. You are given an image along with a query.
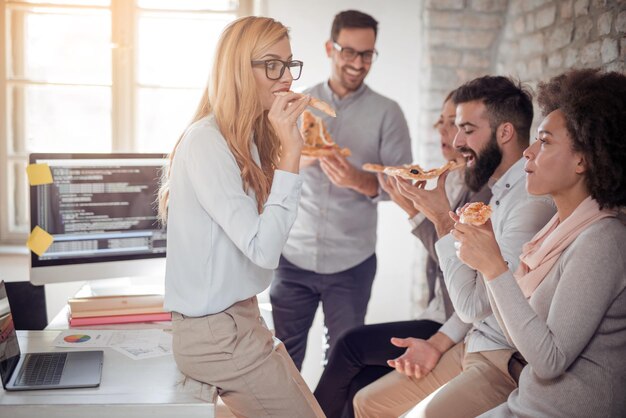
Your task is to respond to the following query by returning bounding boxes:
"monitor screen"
[29,153,167,285]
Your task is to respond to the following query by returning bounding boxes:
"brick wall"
[415,0,624,168]
[415,0,508,168]
[411,0,624,316]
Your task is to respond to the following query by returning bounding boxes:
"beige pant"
[354,342,523,418]
[172,297,324,418]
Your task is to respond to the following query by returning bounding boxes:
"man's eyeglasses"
[332,42,378,64]
[251,59,303,80]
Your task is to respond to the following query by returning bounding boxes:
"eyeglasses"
[332,42,378,63]
[251,59,303,80]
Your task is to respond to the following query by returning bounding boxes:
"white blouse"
[164,115,303,316]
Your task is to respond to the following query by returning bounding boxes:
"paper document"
[111,331,172,360]
[53,329,172,360]
[53,330,113,348]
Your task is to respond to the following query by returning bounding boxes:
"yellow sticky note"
[27,226,54,256]
[26,163,53,186]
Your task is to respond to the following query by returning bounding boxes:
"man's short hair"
[331,10,378,41]
[452,76,534,146]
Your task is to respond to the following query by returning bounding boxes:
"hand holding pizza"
[268,91,310,156]
[449,209,509,280]
[378,173,419,218]
[320,151,377,196]
[396,170,454,238]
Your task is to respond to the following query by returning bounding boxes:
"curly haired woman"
[452,68,626,417]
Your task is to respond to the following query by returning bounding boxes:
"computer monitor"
[29,153,167,286]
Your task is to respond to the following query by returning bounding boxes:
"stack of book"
[67,280,171,327]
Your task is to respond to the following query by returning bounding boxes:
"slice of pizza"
[384,160,464,181]
[300,110,351,157]
[456,202,492,226]
[362,163,424,174]
[274,91,336,117]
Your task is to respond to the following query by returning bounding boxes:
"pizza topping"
[382,160,464,181]
[299,110,351,158]
[456,202,492,226]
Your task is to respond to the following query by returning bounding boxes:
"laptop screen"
[0,281,21,388]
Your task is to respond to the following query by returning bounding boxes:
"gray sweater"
[480,218,626,418]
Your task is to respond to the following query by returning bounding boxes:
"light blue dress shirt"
[436,158,556,352]
[164,115,303,316]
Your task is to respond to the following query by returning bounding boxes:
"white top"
[164,115,303,316]
[436,158,556,352]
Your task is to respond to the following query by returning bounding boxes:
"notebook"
[0,281,103,391]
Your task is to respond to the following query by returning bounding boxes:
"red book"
[69,311,172,327]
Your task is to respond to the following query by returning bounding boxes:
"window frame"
[0,0,253,245]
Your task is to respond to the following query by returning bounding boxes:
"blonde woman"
[158,17,324,417]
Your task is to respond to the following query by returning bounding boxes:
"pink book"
[69,311,172,327]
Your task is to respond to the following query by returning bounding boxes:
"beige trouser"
[172,297,325,418]
[354,341,523,418]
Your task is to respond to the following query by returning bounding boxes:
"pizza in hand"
[456,202,492,226]
[274,91,336,117]
[362,163,424,174]
[381,160,464,181]
[300,110,351,158]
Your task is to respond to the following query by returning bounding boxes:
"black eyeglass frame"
[332,42,378,63]
[251,59,304,80]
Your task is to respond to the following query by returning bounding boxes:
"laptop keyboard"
[15,353,67,386]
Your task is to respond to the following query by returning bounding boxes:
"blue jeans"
[270,254,377,370]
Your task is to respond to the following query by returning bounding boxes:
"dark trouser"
[313,319,442,418]
[270,254,377,371]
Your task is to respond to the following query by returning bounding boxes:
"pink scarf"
[514,196,617,298]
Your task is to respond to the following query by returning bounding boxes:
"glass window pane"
[9,85,111,152]
[137,13,235,87]
[10,160,30,233]
[9,10,111,84]
[11,1,109,5]
[138,0,237,11]
[137,88,203,152]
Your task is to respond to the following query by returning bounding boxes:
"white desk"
[0,331,216,418]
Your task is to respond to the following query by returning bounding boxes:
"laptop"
[0,281,103,391]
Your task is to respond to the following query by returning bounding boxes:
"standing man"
[270,10,412,370]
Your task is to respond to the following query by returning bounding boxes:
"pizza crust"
[274,91,336,117]
[383,160,464,181]
[362,163,424,174]
[362,163,387,173]
[309,97,336,118]
[302,147,351,157]
[456,202,492,226]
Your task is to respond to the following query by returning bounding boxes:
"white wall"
[1,0,426,391]
[261,0,424,388]
[261,0,422,143]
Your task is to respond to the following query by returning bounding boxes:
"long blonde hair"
[158,16,289,223]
